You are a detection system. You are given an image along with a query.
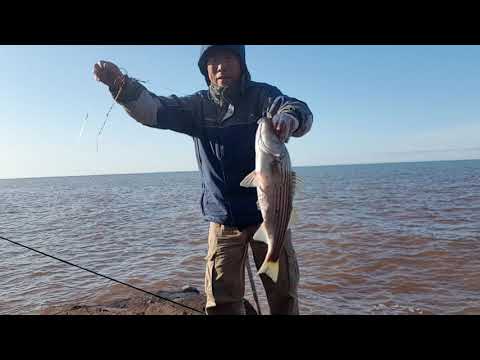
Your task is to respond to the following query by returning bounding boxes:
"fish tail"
[258,260,280,283]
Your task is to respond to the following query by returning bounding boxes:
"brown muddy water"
[1,160,479,315]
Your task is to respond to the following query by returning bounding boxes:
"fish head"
[256,117,286,159]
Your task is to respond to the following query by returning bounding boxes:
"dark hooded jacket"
[111,45,313,228]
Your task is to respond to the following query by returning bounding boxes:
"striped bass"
[240,116,299,283]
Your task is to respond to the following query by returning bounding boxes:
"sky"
[0,45,479,179]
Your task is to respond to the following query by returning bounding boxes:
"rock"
[182,286,200,294]
[39,288,259,316]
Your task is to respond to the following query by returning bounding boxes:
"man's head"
[198,45,251,87]
[206,48,242,88]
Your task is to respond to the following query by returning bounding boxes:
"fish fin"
[292,171,304,184]
[291,172,304,195]
[240,171,259,188]
[292,172,305,186]
[288,207,299,227]
[258,260,280,283]
[253,223,269,243]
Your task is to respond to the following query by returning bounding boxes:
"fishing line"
[78,113,88,140]
[246,248,262,315]
[96,67,131,153]
[0,235,204,314]
[96,89,123,153]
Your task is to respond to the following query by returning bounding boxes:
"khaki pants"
[204,222,300,315]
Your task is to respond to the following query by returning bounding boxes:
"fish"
[240,116,300,283]
[78,113,88,140]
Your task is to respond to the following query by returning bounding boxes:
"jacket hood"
[198,45,251,86]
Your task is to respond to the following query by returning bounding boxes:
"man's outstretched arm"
[94,60,202,137]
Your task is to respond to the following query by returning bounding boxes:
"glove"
[272,112,299,143]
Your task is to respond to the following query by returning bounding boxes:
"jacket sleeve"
[109,77,202,138]
[260,85,313,138]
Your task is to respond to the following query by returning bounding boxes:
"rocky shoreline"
[39,286,258,315]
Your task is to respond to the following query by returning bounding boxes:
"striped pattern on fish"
[240,116,300,282]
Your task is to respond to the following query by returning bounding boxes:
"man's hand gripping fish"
[240,116,300,283]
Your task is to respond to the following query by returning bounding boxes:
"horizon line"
[1,158,479,181]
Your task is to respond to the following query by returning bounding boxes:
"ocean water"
[1,160,479,315]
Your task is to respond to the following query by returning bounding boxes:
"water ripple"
[1,161,480,314]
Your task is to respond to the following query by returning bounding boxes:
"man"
[94,45,313,315]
